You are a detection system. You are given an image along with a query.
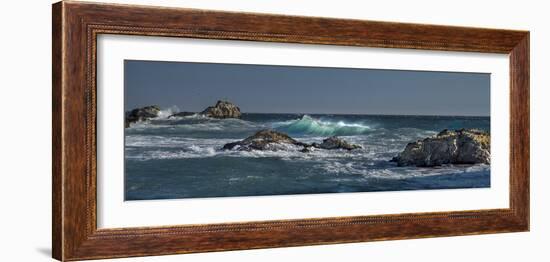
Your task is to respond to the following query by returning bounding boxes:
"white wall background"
[0,0,546,261]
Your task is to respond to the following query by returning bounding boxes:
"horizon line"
[240,112,490,117]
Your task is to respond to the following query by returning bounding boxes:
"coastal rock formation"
[168,112,196,118]
[201,100,242,119]
[223,129,308,151]
[312,136,362,151]
[391,129,490,167]
[223,130,362,152]
[125,105,161,128]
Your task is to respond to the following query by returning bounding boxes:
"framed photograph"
[52,1,529,261]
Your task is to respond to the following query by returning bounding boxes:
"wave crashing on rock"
[125,105,161,128]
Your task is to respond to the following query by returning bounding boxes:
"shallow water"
[125,113,490,200]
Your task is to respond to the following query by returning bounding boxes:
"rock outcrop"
[312,136,362,151]
[201,100,241,119]
[222,129,308,151]
[223,130,361,152]
[125,105,161,128]
[391,129,490,167]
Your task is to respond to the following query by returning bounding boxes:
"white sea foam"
[126,136,235,148]
[274,115,372,136]
[129,149,214,160]
[126,136,379,161]
[317,161,490,179]
[157,106,180,119]
[124,126,438,162]
[126,140,490,181]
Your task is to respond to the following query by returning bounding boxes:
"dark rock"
[222,129,307,151]
[300,145,315,153]
[392,128,490,167]
[168,112,196,118]
[223,130,362,153]
[312,136,362,151]
[201,100,241,119]
[125,105,161,128]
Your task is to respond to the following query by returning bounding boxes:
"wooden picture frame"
[52,1,529,261]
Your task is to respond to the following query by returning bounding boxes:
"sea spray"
[157,106,181,119]
[274,115,372,136]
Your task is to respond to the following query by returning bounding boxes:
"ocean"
[124,112,490,200]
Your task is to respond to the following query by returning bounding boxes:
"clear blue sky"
[125,60,490,116]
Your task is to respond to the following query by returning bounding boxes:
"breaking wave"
[274,115,372,136]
